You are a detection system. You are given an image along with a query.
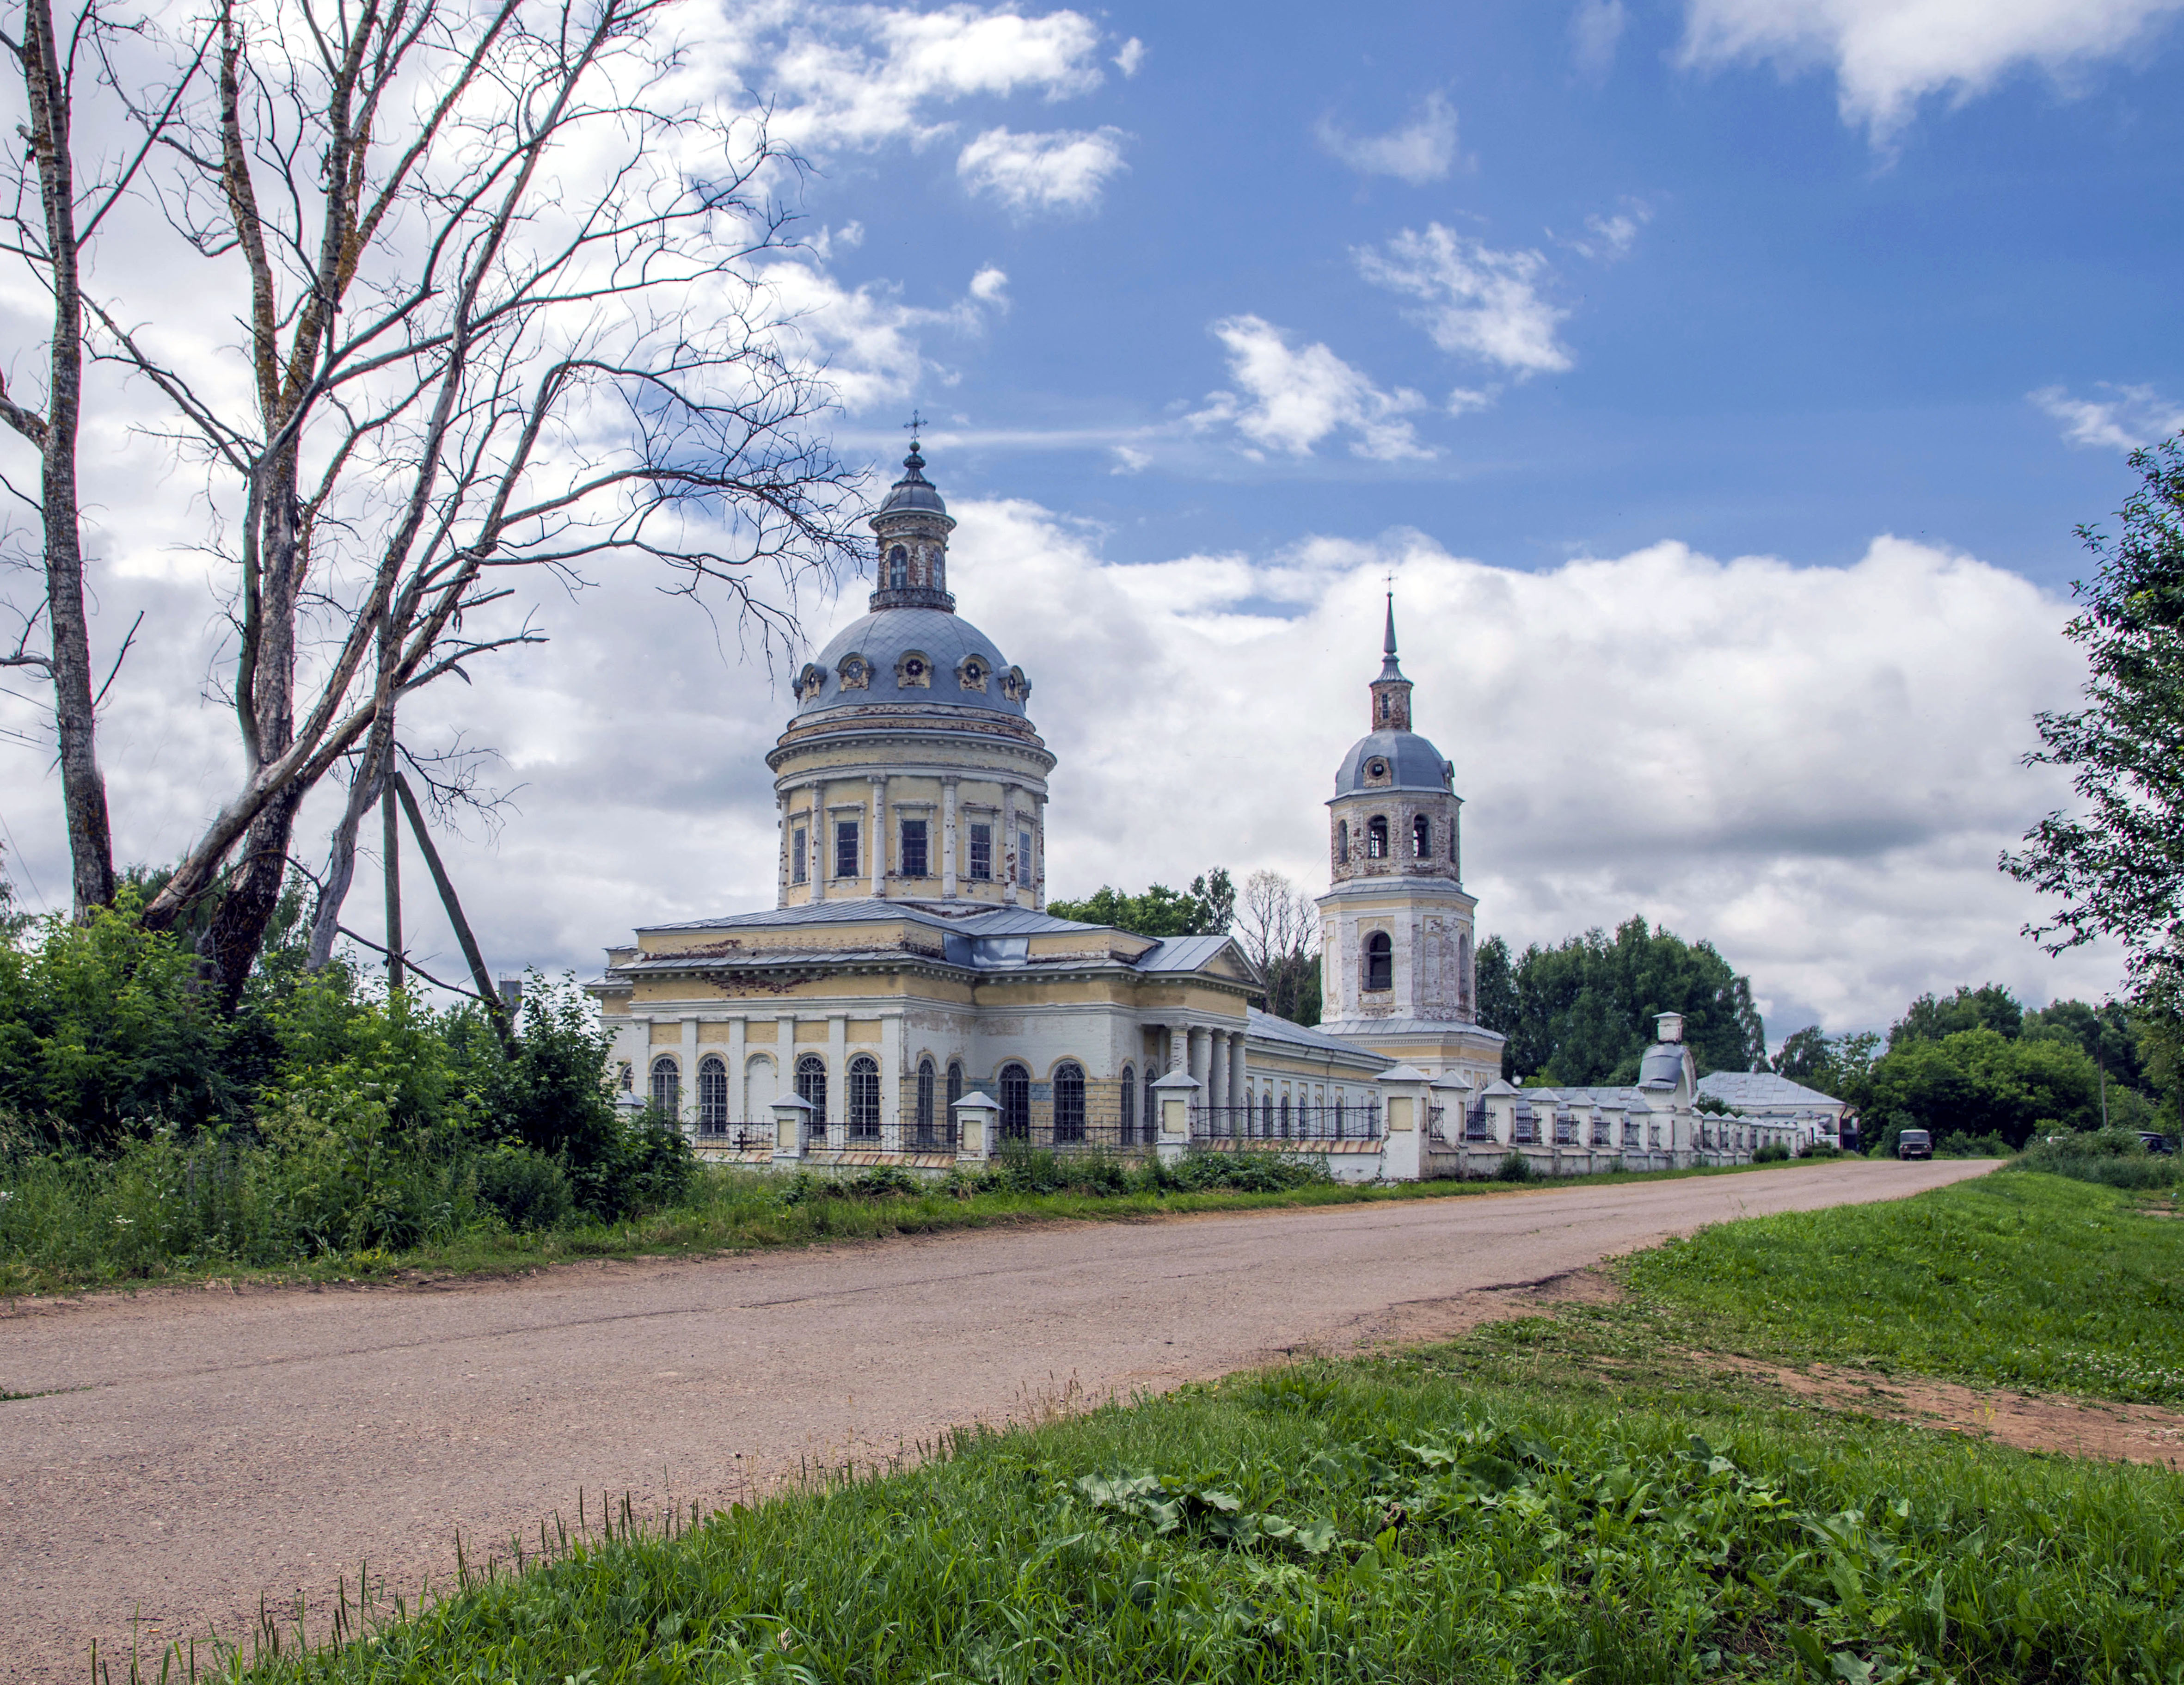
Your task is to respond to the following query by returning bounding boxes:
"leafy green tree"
[2021,997,2147,1090]
[1049,870,1234,939]
[1888,983,2024,1049]
[1478,916,1767,1083]
[2006,435,2184,994]
[1862,1027,2101,1149]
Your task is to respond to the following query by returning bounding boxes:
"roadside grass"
[131,1164,2182,1685]
[221,1303,2183,1685]
[0,1150,1837,1299]
[1614,1171,2184,1405]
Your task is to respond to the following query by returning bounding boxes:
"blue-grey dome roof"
[1333,729,1453,797]
[796,608,1026,718]
[874,445,950,521]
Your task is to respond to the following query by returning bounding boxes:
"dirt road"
[1,1158,1992,1680]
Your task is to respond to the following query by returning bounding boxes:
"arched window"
[1053,1061,1085,1143]
[1364,931,1393,992]
[1379,693,1390,722]
[698,1055,728,1130]
[1413,813,1431,858]
[745,1053,774,1118]
[650,1055,680,1116]
[1334,1095,1346,1138]
[1280,1093,1292,1138]
[917,1058,937,1146]
[1366,816,1389,858]
[947,1060,965,1113]
[1000,1063,1031,1140]
[796,1054,827,1140]
[1143,1065,1157,1139]
[1120,1065,1136,1144]
[887,545,908,589]
[1336,820,1349,865]
[1261,1092,1274,1137]
[847,1054,880,1140]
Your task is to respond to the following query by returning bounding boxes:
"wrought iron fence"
[693,1122,775,1151]
[1194,1103,1383,1143]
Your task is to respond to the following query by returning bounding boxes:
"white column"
[941,776,959,899]
[678,1017,699,1135]
[728,1017,747,1125]
[870,774,887,898]
[1229,1032,1248,1116]
[880,1013,903,1152]
[1207,1030,1228,1112]
[1188,1026,1209,1091]
[1001,783,1018,904]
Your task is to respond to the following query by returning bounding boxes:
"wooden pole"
[381,775,404,993]
[393,772,512,1043]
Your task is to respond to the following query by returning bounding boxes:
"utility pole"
[382,776,404,993]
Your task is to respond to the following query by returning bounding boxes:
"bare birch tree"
[79,0,859,1004]
[1237,867,1320,1025]
[0,0,202,916]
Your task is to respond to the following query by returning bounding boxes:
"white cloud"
[755,260,1009,412]
[1110,444,1152,474]
[1571,0,1629,80]
[1565,198,1653,262]
[1114,37,1146,75]
[1355,224,1574,377]
[1680,0,2184,139]
[2031,382,2184,450]
[723,2,1113,154]
[1315,92,1461,184]
[1192,316,1433,461]
[957,125,1130,213]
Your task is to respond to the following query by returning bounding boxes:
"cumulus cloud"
[1562,198,1653,262]
[752,260,1010,412]
[1114,36,1146,75]
[0,487,2113,1033]
[1191,316,1433,461]
[957,124,1130,213]
[1571,0,1629,80]
[2031,382,2184,450]
[721,1,1112,154]
[1680,0,2184,139]
[1355,224,1573,377]
[1315,92,1461,184]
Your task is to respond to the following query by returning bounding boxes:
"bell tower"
[1313,598,1505,1089]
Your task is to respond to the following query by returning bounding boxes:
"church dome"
[874,442,951,521]
[1334,728,1454,796]
[794,607,1030,719]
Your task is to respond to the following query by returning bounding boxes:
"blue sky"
[6,0,2182,1038]
[788,0,2183,583]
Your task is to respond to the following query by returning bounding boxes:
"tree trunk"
[19,0,115,916]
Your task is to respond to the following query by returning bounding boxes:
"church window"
[1366,816,1388,858]
[1000,1063,1031,1140]
[838,655,870,690]
[1280,1093,1292,1138]
[959,657,988,693]
[969,823,993,879]
[1017,828,1033,887]
[1364,931,1393,992]
[887,545,908,589]
[1120,1064,1136,1144]
[835,820,859,879]
[1336,820,1349,864]
[796,1054,827,1140]
[917,1058,937,1146]
[947,1060,965,1114]
[847,1055,880,1140]
[1413,814,1431,858]
[650,1055,679,1116]
[1143,1065,1157,1137]
[790,826,808,885]
[1053,1061,1086,1143]
[1450,820,1460,863]
[1379,695,1390,723]
[698,1056,728,1131]
[901,819,928,879]
[1260,1093,1274,1137]
[1333,1095,1346,1137]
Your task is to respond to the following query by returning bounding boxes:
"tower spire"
[1369,593,1413,730]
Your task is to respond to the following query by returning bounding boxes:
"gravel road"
[1,1157,1994,1680]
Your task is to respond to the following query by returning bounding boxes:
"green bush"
[472,1147,574,1231]
[1153,1150,1332,1194]
[2011,1128,2181,1191]
[1752,1141,1791,1162]
[1492,1150,1534,1182]
[1935,1129,2014,1158]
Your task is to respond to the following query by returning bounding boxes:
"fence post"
[952,1091,1000,1166]
[770,1092,812,1163]
[1374,1064,1431,1181]
[1152,1069,1201,1168]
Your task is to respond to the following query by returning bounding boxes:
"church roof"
[640,899,1091,936]
[1246,1006,1393,1061]
[796,607,1026,719]
[1131,933,1239,974]
[873,443,949,521]
[1696,1070,1843,1110]
[1331,728,1455,798]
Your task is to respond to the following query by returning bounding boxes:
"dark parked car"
[1896,1128,1932,1161]
[2142,1132,2177,1156]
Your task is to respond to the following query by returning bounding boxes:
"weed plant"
[2008,1128,2181,1191]
[1621,1171,2184,1403]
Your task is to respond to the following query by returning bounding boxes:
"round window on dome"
[1368,758,1388,779]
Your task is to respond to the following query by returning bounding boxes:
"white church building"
[588,445,1800,1178]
